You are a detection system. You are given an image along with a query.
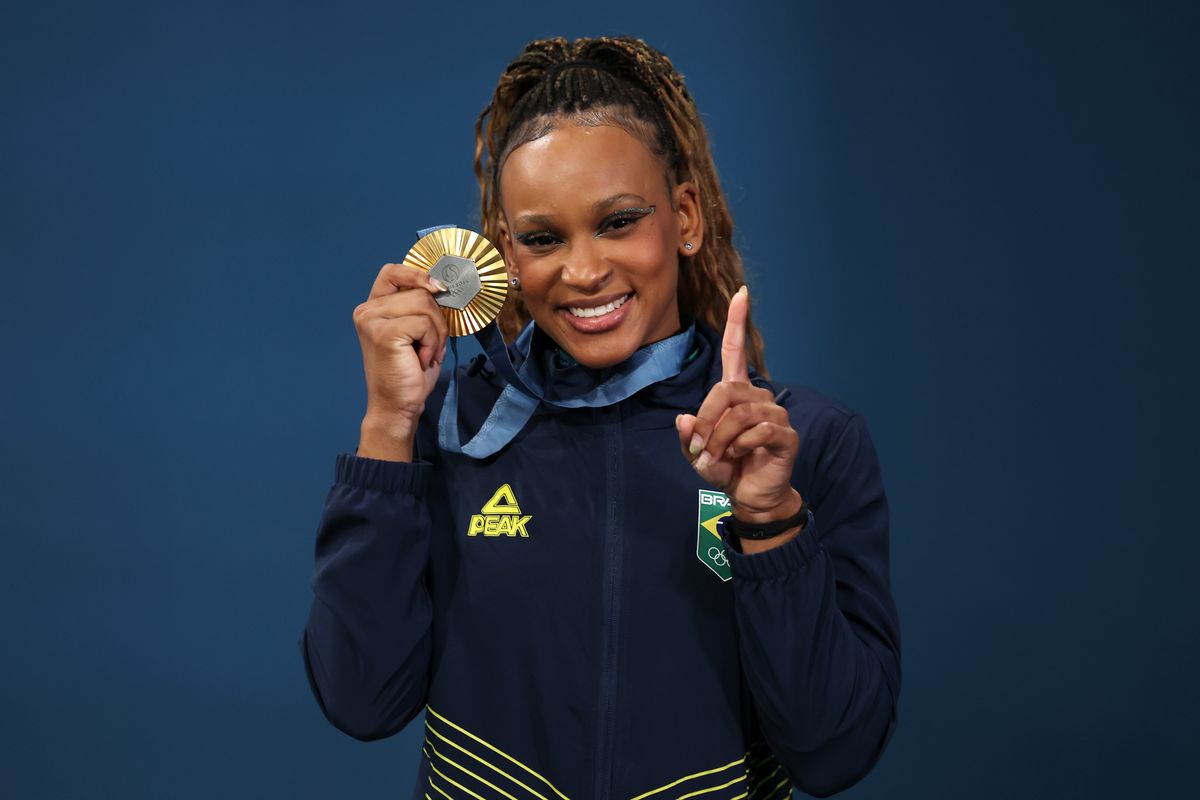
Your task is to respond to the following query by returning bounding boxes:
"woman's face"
[497,122,702,369]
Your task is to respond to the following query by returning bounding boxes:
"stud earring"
[509,276,521,289]
[683,242,694,251]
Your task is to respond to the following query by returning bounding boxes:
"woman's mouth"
[560,293,633,333]
[567,294,630,318]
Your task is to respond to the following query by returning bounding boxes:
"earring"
[509,276,521,289]
[684,242,694,251]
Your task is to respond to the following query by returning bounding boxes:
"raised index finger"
[721,285,750,383]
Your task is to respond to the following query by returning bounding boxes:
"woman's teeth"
[567,294,630,318]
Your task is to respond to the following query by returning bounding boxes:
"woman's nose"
[561,240,612,292]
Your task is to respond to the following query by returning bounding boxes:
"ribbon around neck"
[438,317,695,459]
[418,226,695,459]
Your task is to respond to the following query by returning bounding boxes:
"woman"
[301,36,900,799]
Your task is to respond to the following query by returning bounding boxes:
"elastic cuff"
[334,452,431,493]
[725,510,823,580]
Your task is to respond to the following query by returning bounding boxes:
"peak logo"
[467,484,532,538]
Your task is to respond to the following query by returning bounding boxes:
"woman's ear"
[674,180,704,256]
[496,217,518,279]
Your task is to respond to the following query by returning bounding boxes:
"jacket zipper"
[594,408,624,799]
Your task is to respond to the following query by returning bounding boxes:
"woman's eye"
[599,206,655,235]
[516,232,560,249]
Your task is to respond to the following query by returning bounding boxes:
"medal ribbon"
[417,225,695,459]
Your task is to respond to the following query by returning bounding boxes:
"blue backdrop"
[3,1,1196,797]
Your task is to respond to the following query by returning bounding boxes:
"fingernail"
[674,414,682,430]
[695,452,712,470]
[689,434,704,455]
[429,278,447,292]
[738,284,749,297]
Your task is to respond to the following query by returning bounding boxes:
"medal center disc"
[429,254,482,310]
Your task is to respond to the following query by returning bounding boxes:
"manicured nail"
[695,452,712,470]
[429,278,447,292]
[689,434,704,455]
[738,284,748,297]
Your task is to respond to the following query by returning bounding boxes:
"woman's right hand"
[352,263,449,461]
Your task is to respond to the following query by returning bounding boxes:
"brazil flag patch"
[697,488,733,582]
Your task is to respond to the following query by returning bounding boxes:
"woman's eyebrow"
[592,193,648,212]
[513,194,650,228]
[513,213,554,228]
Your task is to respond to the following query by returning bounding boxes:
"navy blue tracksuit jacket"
[300,320,901,798]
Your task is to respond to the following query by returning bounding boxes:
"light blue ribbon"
[420,226,694,459]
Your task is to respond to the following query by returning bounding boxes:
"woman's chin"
[557,337,638,370]
[539,306,642,369]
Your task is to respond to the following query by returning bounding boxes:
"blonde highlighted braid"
[474,35,767,375]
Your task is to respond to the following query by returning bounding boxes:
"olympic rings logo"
[708,546,729,567]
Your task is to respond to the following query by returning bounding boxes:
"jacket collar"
[525,316,765,413]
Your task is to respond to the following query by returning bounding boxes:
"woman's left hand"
[676,287,803,521]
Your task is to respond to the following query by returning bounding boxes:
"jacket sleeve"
[723,411,901,797]
[299,452,435,741]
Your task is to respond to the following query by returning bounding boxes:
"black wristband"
[722,498,809,540]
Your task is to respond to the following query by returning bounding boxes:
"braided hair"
[474,35,767,374]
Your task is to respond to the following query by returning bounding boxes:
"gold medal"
[402,227,508,336]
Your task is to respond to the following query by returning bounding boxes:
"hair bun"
[546,59,614,80]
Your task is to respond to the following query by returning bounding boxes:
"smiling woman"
[476,38,768,375]
[498,123,696,367]
[301,35,901,800]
